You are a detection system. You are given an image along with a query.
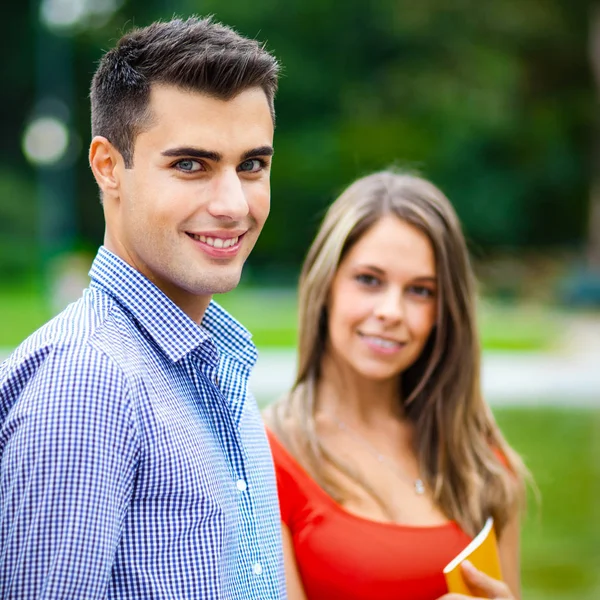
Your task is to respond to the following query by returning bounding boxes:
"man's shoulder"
[1,287,144,385]
[0,286,170,427]
[0,291,128,422]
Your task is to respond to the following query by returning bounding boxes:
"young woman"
[264,171,528,600]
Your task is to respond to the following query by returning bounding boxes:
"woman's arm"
[497,509,522,600]
[281,522,308,600]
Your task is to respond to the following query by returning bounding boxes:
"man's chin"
[192,271,243,297]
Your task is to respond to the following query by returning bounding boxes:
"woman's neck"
[316,352,404,427]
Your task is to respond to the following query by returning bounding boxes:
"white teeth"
[190,233,239,248]
[362,335,399,349]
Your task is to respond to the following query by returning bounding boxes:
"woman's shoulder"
[264,423,288,462]
[264,421,308,480]
[263,405,304,466]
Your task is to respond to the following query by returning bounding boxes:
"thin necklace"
[332,416,426,495]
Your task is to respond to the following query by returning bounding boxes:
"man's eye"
[176,159,202,172]
[238,159,264,173]
[356,274,380,287]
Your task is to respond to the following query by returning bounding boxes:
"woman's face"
[326,215,438,383]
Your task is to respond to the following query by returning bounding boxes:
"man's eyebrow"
[241,145,274,161]
[160,145,274,163]
[161,147,222,161]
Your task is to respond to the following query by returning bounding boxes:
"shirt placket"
[192,351,268,592]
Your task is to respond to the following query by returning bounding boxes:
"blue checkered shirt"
[0,247,286,599]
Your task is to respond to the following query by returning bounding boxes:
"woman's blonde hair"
[269,169,527,537]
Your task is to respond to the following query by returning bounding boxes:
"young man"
[0,17,285,599]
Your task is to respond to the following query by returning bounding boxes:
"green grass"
[479,301,559,352]
[215,289,559,352]
[494,407,600,600]
[214,288,299,347]
[1,285,561,351]
[0,286,51,347]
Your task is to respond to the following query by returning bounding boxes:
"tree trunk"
[589,3,600,268]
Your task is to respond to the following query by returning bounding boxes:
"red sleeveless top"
[267,428,473,600]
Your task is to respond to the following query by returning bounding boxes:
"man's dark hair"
[90,16,280,167]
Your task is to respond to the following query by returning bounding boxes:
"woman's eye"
[409,286,435,298]
[238,159,264,173]
[356,274,380,287]
[176,159,201,172]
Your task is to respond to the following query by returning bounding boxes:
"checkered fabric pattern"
[0,246,286,599]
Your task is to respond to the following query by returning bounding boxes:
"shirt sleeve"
[0,343,141,599]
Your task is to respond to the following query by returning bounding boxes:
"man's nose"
[207,169,250,221]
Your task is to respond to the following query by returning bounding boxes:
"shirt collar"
[89,247,256,367]
[202,300,257,368]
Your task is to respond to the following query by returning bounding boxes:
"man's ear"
[89,136,125,201]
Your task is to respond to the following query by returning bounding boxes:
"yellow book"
[443,517,503,595]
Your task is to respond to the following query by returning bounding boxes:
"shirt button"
[236,479,247,492]
[252,562,263,575]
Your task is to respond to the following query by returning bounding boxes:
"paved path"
[249,348,600,407]
[3,337,599,408]
[249,314,600,406]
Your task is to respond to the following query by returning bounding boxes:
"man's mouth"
[187,233,240,248]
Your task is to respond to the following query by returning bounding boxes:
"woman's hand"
[438,560,515,599]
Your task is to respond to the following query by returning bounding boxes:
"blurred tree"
[173,0,595,275]
[589,2,600,268]
[0,172,37,281]
[0,4,36,282]
[0,0,596,283]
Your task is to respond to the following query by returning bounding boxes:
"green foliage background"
[0,0,595,281]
